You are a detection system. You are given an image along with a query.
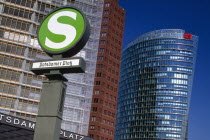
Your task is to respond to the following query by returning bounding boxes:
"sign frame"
[31,57,86,75]
[37,6,90,57]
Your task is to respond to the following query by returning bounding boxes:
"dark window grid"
[95,81,101,85]
[0,69,20,82]
[21,87,41,99]
[23,74,32,85]
[0,83,18,95]
[37,2,46,12]
[92,107,97,112]
[0,96,15,108]
[35,13,45,23]
[23,74,42,86]
[0,42,25,55]
[28,49,37,59]
[17,8,31,19]
[96,72,102,77]
[6,0,35,8]
[9,18,19,31]
[37,2,56,16]
[24,74,43,87]
[1,55,23,68]
[4,6,33,20]
[21,88,30,98]
[0,42,9,53]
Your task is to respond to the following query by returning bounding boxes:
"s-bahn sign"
[31,6,89,140]
[32,6,89,75]
[38,6,90,57]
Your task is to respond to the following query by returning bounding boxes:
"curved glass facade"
[115,29,198,140]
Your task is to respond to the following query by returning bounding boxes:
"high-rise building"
[88,0,125,140]
[0,0,105,135]
[0,0,125,137]
[115,29,198,140]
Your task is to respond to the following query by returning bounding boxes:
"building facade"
[115,29,198,140]
[88,0,125,140]
[0,0,105,135]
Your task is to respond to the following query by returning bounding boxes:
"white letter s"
[45,11,77,49]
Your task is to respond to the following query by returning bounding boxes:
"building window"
[96,72,102,77]
[95,81,101,85]
[99,48,105,53]
[101,32,107,37]
[102,25,108,29]
[97,64,103,69]
[112,113,115,118]
[174,73,188,79]
[92,107,97,112]
[100,40,106,45]
[106,129,109,134]
[98,56,104,61]
[94,98,99,103]
[67,0,75,3]
[104,10,109,14]
[91,116,96,121]
[94,90,100,95]
[167,67,173,71]
[105,3,110,7]
[103,17,109,22]
[172,79,188,84]
[90,125,95,130]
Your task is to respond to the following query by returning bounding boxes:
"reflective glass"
[115,29,198,140]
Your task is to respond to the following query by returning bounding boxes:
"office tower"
[88,0,125,140]
[115,29,198,140]
[0,0,105,135]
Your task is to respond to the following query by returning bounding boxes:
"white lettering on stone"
[21,121,27,127]
[60,130,63,135]
[29,122,35,129]
[69,133,74,138]
[80,136,84,140]
[75,134,79,139]
[14,118,20,125]
[6,116,12,123]
[0,114,4,120]
[63,132,68,138]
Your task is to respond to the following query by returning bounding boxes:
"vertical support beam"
[33,80,67,140]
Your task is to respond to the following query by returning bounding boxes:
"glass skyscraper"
[0,0,104,135]
[115,29,198,139]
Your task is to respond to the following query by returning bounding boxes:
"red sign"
[184,33,192,39]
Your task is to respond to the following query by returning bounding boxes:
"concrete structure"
[0,112,92,140]
[115,29,198,140]
[0,0,125,138]
[0,0,103,135]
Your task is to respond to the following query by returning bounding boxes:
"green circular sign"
[38,6,90,57]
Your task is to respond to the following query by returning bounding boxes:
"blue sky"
[119,0,210,139]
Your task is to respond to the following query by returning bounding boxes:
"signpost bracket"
[44,73,68,81]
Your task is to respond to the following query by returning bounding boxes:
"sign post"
[32,6,90,140]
